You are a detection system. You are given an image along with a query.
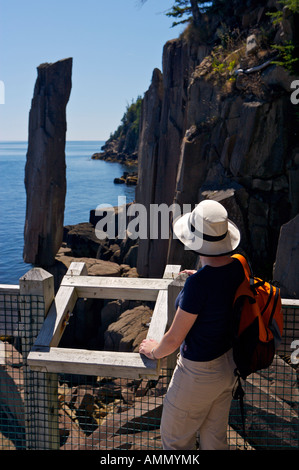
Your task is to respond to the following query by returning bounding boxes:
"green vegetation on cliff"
[95,95,142,164]
[166,0,299,27]
[268,0,299,74]
[100,0,298,164]
[103,96,142,158]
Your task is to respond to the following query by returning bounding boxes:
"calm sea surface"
[0,141,136,284]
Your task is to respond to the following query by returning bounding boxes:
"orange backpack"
[231,254,284,380]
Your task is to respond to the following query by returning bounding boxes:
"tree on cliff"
[165,0,206,27]
[140,0,204,27]
[140,1,251,27]
[166,0,205,27]
[102,96,142,157]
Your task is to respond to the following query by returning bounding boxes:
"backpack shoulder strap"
[232,254,255,300]
[232,253,252,279]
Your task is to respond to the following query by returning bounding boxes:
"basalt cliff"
[22,2,299,301]
[134,1,299,294]
[23,58,72,267]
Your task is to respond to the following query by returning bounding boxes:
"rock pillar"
[23,58,72,267]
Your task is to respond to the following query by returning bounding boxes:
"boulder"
[123,244,138,268]
[56,254,122,277]
[100,300,142,339]
[104,305,152,352]
[114,177,126,184]
[64,222,103,258]
[23,58,72,267]
[114,172,138,186]
[89,203,134,242]
[246,34,259,55]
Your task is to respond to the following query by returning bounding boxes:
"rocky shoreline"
[91,150,138,167]
[113,171,138,186]
[48,211,142,352]
[91,145,138,185]
[91,139,138,167]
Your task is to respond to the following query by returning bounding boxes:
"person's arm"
[139,307,197,360]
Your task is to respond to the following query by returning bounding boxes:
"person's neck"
[200,255,233,268]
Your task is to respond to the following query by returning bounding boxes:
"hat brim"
[173,212,241,256]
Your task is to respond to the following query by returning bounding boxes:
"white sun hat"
[173,199,241,256]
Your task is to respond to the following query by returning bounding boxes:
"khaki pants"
[160,349,237,450]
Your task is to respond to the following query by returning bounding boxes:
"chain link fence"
[0,289,298,451]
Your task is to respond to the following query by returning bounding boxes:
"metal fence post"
[19,267,59,450]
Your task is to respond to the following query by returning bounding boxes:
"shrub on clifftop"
[102,96,142,158]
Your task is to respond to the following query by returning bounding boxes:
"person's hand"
[139,338,159,359]
[180,269,196,276]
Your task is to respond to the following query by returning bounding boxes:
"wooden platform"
[27,262,183,379]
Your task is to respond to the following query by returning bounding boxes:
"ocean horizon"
[0,140,136,285]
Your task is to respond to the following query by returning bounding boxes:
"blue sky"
[0,0,184,141]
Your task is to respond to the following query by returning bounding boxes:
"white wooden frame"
[2,266,297,450]
[27,262,182,379]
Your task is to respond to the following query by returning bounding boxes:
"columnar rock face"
[136,6,299,279]
[23,58,72,267]
[135,68,164,277]
[167,74,295,276]
[136,41,211,278]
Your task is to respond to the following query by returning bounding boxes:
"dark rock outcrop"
[91,96,142,166]
[135,4,299,279]
[114,171,138,185]
[23,58,72,267]
[136,42,211,278]
[273,215,299,298]
[104,305,152,353]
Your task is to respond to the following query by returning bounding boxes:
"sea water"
[0,141,136,284]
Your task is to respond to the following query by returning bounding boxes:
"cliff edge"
[135,0,299,281]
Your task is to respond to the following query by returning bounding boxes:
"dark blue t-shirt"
[175,258,244,362]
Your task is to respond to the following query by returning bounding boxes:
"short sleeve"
[178,272,206,315]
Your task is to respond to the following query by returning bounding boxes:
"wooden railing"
[25,262,183,378]
[1,263,298,450]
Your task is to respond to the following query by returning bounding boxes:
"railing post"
[167,272,187,372]
[19,267,59,450]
